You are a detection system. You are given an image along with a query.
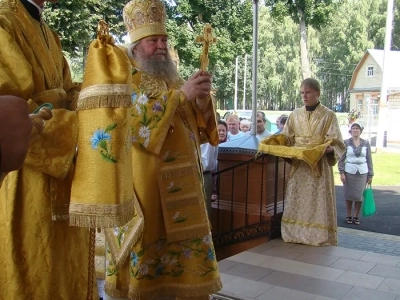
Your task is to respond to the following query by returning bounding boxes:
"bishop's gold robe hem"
[104,281,223,300]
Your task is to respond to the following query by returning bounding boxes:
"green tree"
[390,0,400,49]
[43,0,128,81]
[43,0,127,56]
[164,0,253,106]
[265,0,336,79]
[316,0,388,111]
[258,8,299,110]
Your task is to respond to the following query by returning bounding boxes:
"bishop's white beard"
[132,46,179,85]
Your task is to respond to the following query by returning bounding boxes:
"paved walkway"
[339,227,400,256]
[216,227,400,300]
[336,185,400,236]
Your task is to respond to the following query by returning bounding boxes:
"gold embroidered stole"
[157,116,211,242]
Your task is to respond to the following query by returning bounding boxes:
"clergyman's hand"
[0,95,32,173]
[180,70,212,101]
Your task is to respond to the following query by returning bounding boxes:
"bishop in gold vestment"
[102,1,222,299]
[259,79,345,246]
[0,0,93,299]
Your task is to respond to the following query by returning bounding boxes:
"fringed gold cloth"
[70,22,135,228]
[258,134,332,177]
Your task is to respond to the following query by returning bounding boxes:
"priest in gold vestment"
[0,0,94,299]
[101,0,222,299]
[259,78,345,246]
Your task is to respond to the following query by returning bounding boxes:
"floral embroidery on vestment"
[90,123,118,163]
[131,91,168,148]
[106,235,217,280]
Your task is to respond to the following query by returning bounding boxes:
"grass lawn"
[333,151,400,186]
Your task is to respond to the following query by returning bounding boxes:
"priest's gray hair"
[127,41,140,60]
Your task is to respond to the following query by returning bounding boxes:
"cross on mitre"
[195,23,217,72]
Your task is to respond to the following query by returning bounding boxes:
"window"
[366,98,379,116]
[372,98,378,115]
[366,66,374,77]
[357,99,363,112]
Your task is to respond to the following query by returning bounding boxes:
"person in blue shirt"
[275,114,288,134]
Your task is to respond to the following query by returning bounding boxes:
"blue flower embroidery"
[131,252,138,266]
[90,130,111,150]
[131,93,137,103]
[207,248,215,261]
[90,123,118,163]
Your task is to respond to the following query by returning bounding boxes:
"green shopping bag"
[362,184,376,217]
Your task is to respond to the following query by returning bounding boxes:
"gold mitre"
[123,0,168,43]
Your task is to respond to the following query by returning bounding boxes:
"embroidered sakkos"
[104,66,222,299]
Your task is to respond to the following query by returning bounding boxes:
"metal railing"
[210,153,289,247]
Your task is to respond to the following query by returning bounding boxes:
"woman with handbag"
[338,122,374,225]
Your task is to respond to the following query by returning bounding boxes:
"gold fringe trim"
[69,199,135,228]
[104,278,222,300]
[282,217,337,233]
[105,198,144,268]
[77,94,132,111]
[79,84,132,99]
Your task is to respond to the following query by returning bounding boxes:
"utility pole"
[243,54,248,110]
[376,0,394,150]
[250,0,259,135]
[234,56,239,111]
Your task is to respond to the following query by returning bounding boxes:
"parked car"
[222,110,253,121]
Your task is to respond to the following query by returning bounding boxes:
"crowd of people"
[216,111,290,143]
[220,111,276,142]
[0,0,375,299]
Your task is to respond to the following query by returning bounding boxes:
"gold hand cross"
[195,23,217,72]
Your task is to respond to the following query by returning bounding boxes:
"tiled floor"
[217,228,400,300]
